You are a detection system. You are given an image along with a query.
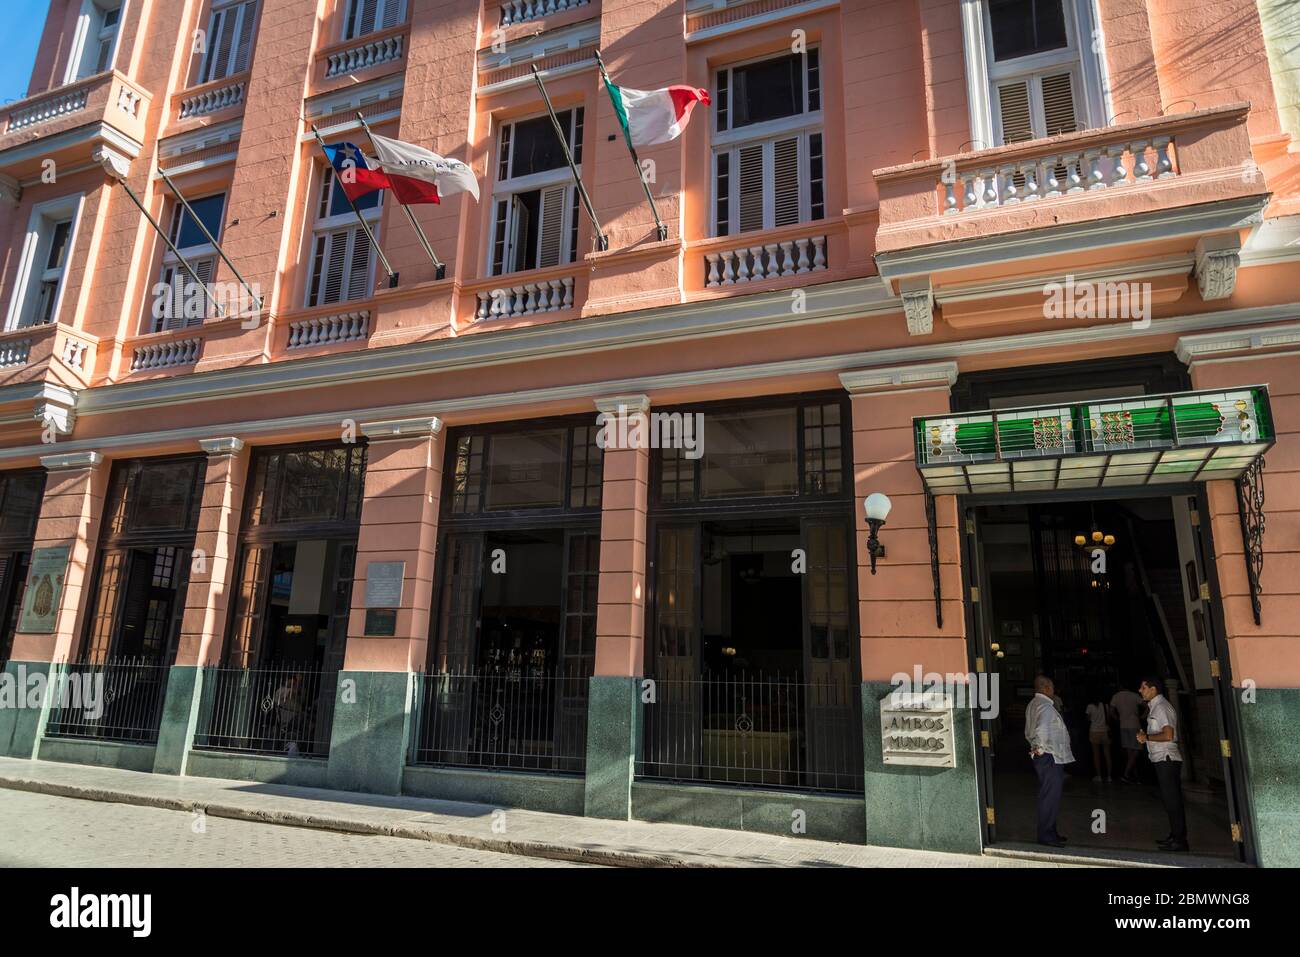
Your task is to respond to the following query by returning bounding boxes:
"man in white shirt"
[1024,674,1075,847]
[1110,685,1144,783]
[1137,677,1187,852]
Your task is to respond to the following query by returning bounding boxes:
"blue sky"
[0,1,50,105]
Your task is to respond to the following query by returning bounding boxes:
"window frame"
[304,163,382,308]
[709,48,825,239]
[342,0,407,42]
[153,192,227,332]
[4,194,85,331]
[64,0,124,84]
[195,0,259,86]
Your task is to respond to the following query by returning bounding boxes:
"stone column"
[841,364,982,854]
[584,395,651,820]
[326,417,444,795]
[154,437,250,775]
[1,451,108,758]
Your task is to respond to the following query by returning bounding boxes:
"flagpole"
[309,123,399,288]
[354,112,446,281]
[112,174,226,319]
[530,64,608,251]
[595,49,668,242]
[157,166,264,316]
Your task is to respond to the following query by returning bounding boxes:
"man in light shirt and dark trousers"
[1137,677,1189,852]
[1025,675,1074,847]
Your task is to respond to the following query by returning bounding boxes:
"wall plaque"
[18,544,72,635]
[880,692,956,768]
[364,561,405,609]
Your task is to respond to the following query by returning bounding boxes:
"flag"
[324,141,440,205]
[602,80,709,148]
[367,131,480,202]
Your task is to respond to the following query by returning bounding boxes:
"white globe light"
[865,492,892,522]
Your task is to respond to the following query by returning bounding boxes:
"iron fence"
[409,671,589,773]
[637,672,864,793]
[193,664,337,758]
[44,657,169,745]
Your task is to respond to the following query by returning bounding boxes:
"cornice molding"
[40,450,102,471]
[594,394,651,414]
[358,416,445,439]
[199,436,245,455]
[1175,321,1300,364]
[839,362,959,394]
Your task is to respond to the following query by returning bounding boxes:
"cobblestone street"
[0,790,588,868]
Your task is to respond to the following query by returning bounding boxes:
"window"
[450,422,602,515]
[154,192,225,331]
[66,0,121,82]
[489,109,584,276]
[343,0,406,40]
[197,0,258,85]
[712,50,823,237]
[246,444,368,527]
[981,0,1087,144]
[4,196,82,331]
[306,167,380,307]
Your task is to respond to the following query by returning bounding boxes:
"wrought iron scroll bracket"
[925,491,942,628]
[1235,456,1265,626]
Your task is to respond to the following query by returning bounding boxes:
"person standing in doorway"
[1026,674,1075,847]
[1137,677,1188,852]
[1085,688,1114,783]
[1111,683,1144,783]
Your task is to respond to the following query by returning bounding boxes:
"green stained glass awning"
[914,386,1274,494]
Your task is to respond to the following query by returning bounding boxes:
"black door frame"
[957,482,1256,864]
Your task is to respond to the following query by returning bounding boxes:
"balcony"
[459,263,583,329]
[873,104,1270,332]
[311,23,409,94]
[0,71,151,179]
[169,71,249,127]
[685,219,849,298]
[0,323,99,391]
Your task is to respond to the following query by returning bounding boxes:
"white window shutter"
[231,2,257,75]
[322,230,349,304]
[537,185,567,268]
[357,0,378,36]
[380,0,405,30]
[996,81,1034,144]
[772,136,801,228]
[1040,72,1078,136]
[737,143,765,233]
[345,227,373,301]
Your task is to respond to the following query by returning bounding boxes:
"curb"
[0,775,702,868]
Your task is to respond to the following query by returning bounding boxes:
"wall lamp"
[865,492,892,574]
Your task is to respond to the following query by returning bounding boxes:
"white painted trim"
[199,436,245,454]
[4,124,144,182]
[41,450,102,470]
[594,394,651,413]
[4,193,87,331]
[685,0,839,44]
[1175,321,1300,364]
[840,362,959,393]
[359,416,444,438]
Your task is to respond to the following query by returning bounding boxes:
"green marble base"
[1237,686,1300,867]
[402,766,585,814]
[632,780,865,843]
[583,675,639,820]
[38,736,157,773]
[185,749,331,788]
[326,670,412,795]
[0,660,57,759]
[861,681,984,855]
[152,665,205,775]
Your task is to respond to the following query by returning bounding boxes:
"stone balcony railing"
[175,75,248,122]
[324,33,405,79]
[130,336,202,372]
[873,103,1264,258]
[286,309,371,349]
[474,276,576,319]
[500,0,590,26]
[0,71,151,177]
[0,322,99,389]
[704,234,828,287]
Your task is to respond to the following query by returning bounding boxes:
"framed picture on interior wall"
[1000,619,1023,637]
[1185,560,1199,601]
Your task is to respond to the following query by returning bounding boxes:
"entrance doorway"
[967,494,1244,859]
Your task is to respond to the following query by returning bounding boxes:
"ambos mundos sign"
[880,692,956,768]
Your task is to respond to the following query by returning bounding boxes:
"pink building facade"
[0,0,1297,864]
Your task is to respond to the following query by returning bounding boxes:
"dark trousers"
[1152,757,1187,844]
[1032,753,1065,843]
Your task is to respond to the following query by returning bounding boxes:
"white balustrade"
[62,336,90,370]
[325,35,405,78]
[7,87,89,131]
[704,235,827,288]
[131,338,201,372]
[476,277,575,319]
[941,137,1176,215]
[287,310,370,349]
[0,338,32,368]
[500,0,590,26]
[178,82,244,120]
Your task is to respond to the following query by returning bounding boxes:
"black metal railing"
[44,657,169,745]
[637,672,864,793]
[409,671,589,773]
[193,665,337,758]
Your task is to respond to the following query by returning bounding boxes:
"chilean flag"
[324,142,440,205]
[603,80,710,148]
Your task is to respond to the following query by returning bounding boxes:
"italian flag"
[603,78,710,148]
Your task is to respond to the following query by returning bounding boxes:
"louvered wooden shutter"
[537,185,567,268]
[209,7,238,81]
[996,81,1034,144]
[358,0,378,36]
[1040,72,1078,136]
[380,0,404,29]
[491,199,509,276]
[737,143,765,233]
[321,230,350,304]
[231,2,256,74]
[772,136,801,228]
[346,227,372,300]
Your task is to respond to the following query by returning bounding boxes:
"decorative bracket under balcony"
[1195,234,1241,301]
[899,277,934,336]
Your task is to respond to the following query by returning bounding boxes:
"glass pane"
[0,472,44,539]
[484,430,566,510]
[507,111,572,178]
[701,408,798,499]
[732,54,804,128]
[172,194,226,249]
[989,0,1067,61]
[655,528,696,662]
[127,459,201,533]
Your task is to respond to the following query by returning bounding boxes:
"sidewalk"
[0,756,1083,868]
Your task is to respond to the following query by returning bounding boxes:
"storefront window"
[451,424,602,515]
[0,470,45,663]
